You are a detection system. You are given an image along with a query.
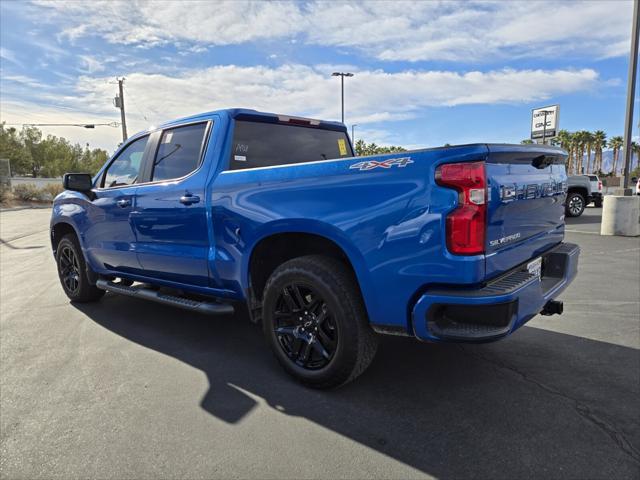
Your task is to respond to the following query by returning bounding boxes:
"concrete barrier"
[601,196,640,236]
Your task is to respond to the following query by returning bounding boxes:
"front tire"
[262,255,378,389]
[56,234,105,303]
[566,192,585,217]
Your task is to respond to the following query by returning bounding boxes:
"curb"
[0,204,52,212]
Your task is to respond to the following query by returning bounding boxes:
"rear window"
[588,175,598,181]
[229,121,353,170]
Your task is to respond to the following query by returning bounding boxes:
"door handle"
[116,199,131,208]
[180,194,200,205]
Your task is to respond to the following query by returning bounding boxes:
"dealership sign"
[531,105,559,140]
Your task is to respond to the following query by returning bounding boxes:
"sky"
[0,0,637,154]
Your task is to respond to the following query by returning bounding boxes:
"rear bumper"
[411,242,580,342]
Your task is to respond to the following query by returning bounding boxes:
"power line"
[123,84,151,122]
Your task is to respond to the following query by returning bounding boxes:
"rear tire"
[594,198,603,208]
[565,192,585,217]
[56,234,105,303]
[262,255,378,389]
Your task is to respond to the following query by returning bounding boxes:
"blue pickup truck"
[51,108,579,388]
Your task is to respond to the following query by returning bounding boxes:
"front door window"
[103,136,149,188]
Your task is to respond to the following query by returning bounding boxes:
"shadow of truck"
[75,294,640,479]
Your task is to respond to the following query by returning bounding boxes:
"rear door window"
[151,123,208,182]
[229,121,353,170]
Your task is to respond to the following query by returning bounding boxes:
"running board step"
[95,279,234,315]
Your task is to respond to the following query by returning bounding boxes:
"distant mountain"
[577,149,639,174]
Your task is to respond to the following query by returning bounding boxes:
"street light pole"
[332,72,354,124]
[341,76,344,123]
[622,0,639,190]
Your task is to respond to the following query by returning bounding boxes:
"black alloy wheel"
[273,283,338,370]
[262,255,378,389]
[59,244,81,294]
[55,234,105,302]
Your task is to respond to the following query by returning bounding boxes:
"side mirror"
[63,173,93,192]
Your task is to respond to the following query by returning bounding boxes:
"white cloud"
[0,47,23,68]
[78,55,105,74]
[2,74,49,89]
[40,0,303,47]
[79,65,600,121]
[33,0,633,62]
[2,63,600,151]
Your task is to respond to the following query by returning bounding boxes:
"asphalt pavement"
[1,206,638,479]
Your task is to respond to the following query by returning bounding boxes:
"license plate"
[526,257,542,278]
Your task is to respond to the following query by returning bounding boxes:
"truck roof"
[155,108,347,132]
[131,109,566,159]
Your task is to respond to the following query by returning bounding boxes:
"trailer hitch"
[541,300,563,316]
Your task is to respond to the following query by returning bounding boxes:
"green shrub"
[41,183,64,200]
[13,183,45,202]
[0,187,14,206]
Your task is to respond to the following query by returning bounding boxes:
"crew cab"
[51,109,580,388]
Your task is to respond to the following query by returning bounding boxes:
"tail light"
[435,161,486,255]
[598,181,602,191]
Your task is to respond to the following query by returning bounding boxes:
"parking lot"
[1,206,638,479]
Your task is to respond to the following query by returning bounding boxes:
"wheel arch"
[245,222,375,319]
[567,186,588,199]
[50,220,81,255]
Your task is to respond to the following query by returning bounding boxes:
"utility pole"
[622,0,639,191]
[114,77,128,142]
[332,72,354,123]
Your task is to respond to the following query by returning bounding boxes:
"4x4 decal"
[349,157,414,171]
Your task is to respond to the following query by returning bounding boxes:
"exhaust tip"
[541,300,563,316]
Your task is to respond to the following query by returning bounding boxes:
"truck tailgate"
[485,145,567,279]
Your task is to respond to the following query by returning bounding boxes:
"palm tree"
[609,136,624,175]
[555,130,572,172]
[573,131,588,174]
[554,130,571,149]
[633,141,640,171]
[568,132,580,174]
[584,131,594,173]
[592,130,607,173]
